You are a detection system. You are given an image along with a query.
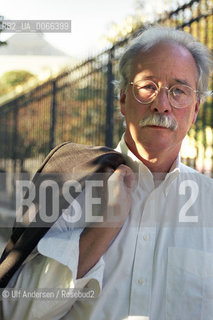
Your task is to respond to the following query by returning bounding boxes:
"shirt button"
[143,234,150,241]
[138,278,145,285]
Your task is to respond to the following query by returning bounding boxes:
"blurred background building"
[0,33,74,80]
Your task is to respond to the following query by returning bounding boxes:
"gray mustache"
[139,114,178,131]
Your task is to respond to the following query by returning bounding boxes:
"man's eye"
[140,85,156,91]
[172,87,185,96]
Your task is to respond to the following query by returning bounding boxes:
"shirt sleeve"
[37,184,106,289]
[37,226,105,292]
[1,187,106,320]
[37,186,106,290]
[2,226,105,320]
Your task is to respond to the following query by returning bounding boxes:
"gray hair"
[118,26,213,101]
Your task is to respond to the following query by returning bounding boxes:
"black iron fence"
[0,0,212,207]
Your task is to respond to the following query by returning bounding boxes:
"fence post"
[11,102,18,208]
[105,48,114,148]
[50,80,56,151]
[12,104,18,170]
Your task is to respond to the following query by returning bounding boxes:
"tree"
[0,15,7,47]
[0,70,37,96]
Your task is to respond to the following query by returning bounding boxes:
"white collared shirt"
[2,136,213,320]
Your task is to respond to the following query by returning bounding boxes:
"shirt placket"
[129,186,157,317]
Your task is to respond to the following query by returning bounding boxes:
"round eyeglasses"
[129,80,199,109]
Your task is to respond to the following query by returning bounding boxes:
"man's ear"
[120,89,126,115]
[192,99,200,124]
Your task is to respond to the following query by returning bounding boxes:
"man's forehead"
[129,41,198,82]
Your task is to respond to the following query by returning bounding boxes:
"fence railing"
[0,0,212,208]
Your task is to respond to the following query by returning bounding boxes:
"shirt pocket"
[166,247,213,320]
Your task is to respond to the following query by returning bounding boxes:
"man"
[1,26,213,320]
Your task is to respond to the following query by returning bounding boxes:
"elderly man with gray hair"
[1,25,213,320]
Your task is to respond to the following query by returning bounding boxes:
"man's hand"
[106,164,135,226]
[77,164,135,279]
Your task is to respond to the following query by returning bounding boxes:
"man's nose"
[150,88,172,113]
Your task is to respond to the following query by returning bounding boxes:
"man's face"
[120,42,200,160]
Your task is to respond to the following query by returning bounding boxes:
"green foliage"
[1,70,36,87]
[0,70,37,96]
[0,15,7,47]
[76,86,103,101]
[0,40,6,46]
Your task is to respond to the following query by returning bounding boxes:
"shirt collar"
[115,134,180,192]
[115,134,141,172]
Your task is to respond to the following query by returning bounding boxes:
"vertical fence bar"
[12,103,18,174]
[11,102,18,208]
[105,48,114,148]
[50,80,57,151]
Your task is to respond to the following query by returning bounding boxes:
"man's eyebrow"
[138,76,192,87]
[174,78,191,86]
[142,75,155,80]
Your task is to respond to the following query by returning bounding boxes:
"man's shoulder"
[180,162,213,187]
